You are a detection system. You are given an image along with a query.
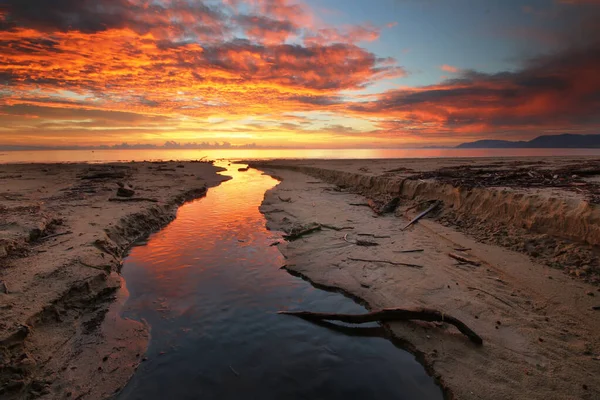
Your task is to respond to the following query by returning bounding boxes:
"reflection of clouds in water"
[125,164,286,309]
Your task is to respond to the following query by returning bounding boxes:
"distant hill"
[457,134,600,149]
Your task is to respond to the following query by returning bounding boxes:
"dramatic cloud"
[0,0,407,146]
[236,14,298,44]
[0,0,230,41]
[1,0,599,147]
[350,42,600,140]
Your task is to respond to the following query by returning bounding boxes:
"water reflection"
[3,147,600,163]
[116,164,442,400]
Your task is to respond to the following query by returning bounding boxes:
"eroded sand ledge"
[0,161,229,399]
[250,158,600,400]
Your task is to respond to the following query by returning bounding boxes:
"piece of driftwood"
[278,308,483,345]
[394,249,424,253]
[348,257,423,269]
[357,233,391,238]
[454,247,472,251]
[108,197,158,203]
[343,234,379,247]
[48,239,70,248]
[278,196,292,202]
[39,231,73,241]
[367,199,379,213]
[349,202,371,207]
[321,224,354,231]
[448,253,481,266]
[283,225,321,241]
[402,201,440,230]
[238,167,250,172]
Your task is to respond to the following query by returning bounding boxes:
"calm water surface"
[115,164,443,400]
[2,148,600,163]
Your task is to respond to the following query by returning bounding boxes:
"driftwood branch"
[278,308,483,345]
[321,224,354,231]
[402,201,440,230]
[283,225,321,241]
[348,257,423,269]
[367,199,379,214]
[357,233,391,238]
[448,253,481,266]
[394,249,424,253]
[39,231,73,241]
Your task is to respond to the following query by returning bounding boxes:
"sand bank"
[249,157,600,400]
[0,161,228,399]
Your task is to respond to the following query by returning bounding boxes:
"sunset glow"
[1,0,599,148]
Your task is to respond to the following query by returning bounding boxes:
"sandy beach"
[0,161,228,399]
[1,156,600,399]
[249,156,600,400]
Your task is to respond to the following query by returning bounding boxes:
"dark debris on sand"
[410,160,600,204]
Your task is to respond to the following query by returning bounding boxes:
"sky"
[1,0,599,148]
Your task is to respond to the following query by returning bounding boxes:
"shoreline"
[0,161,229,399]
[250,157,600,399]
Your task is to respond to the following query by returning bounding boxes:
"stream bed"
[115,164,443,400]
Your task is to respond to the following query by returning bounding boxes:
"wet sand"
[249,157,600,400]
[0,161,228,399]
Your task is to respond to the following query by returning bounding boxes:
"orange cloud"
[348,44,600,142]
[440,64,460,73]
[0,0,407,146]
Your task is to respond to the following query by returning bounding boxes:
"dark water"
[116,164,443,400]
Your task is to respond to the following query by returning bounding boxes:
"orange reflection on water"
[123,163,286,315]
[117,162,443,400]
[4,148,600,164]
